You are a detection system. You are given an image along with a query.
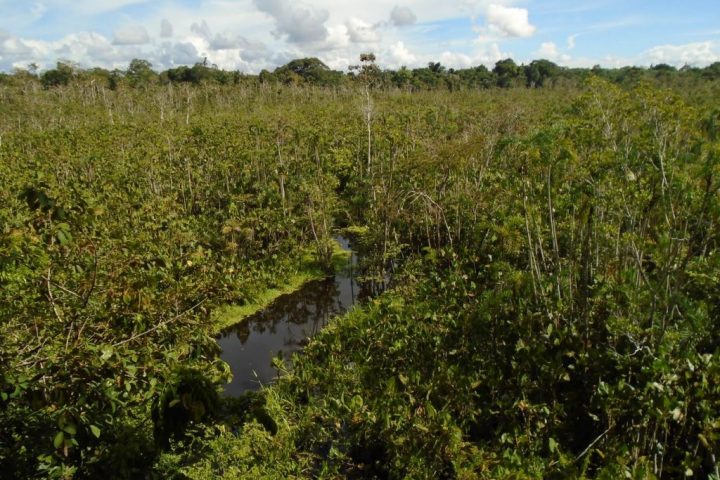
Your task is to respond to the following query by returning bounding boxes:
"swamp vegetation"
[0,63,719,479]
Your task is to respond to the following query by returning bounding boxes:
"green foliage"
[1,68,718,479]
[494,58,522,88]
[274,57,344,86]
[151,79,718,479]
[525,59,560,87]
[14,54,720,92]
[0,82,358,477]
[152,368,221,447]
[126,59,156,88]
[41,61,75,88]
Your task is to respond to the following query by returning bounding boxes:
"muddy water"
[217,237,373,396]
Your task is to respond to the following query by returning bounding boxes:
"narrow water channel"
[217,237,374,396]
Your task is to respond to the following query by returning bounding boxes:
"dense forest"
[5,55,720,91]
[1,56,719,479]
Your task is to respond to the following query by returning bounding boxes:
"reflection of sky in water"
[217,237,381,397]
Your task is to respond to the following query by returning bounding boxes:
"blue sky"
[0,0,718,72]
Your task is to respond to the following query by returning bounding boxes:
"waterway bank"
[211,239,351,333]
[216,236,366,395]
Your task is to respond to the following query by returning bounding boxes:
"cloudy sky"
[0,0,719,73]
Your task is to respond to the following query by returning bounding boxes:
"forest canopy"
[5,56,720,91]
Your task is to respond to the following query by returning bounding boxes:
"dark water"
[217,237,376,396]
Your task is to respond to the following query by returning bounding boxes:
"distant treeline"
[4,55,720,91]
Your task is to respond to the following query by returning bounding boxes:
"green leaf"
[57,230,71,245]
[62,423,77,435]
[548,437,558,453]
[351,395,363,409]
[53,431,64,449]
[90,425,101,438]
[100,345,114,361]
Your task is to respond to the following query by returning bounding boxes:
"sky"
[0,0,719,73]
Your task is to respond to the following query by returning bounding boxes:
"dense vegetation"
[5,55,720,92]
[1,59,719,479]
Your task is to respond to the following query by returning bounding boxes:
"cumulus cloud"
[211,33,244,50]
[537,42,559,58]
[438,51,474,68]
[209,32,268,59]
[253,0,329,44]
[534,41,571,63]
[160,19,173,38]
[346,18,380,43]
[0,31,134,71]
[1,23,274,73]
[239,44,272,63]
[112,25,150,45]
[0,37,33,57]
[57,32,117,61]
[644,41,719,67]
[162,41,201,66]
[473,42,508,65]
[481,4,536,38]
[6,2,716,75]
[190,20,212,41]
[390,6,417,27]
[388,41,416,66]
[318,50,352,71]
[322,24,350,50]
[382,39,507,70]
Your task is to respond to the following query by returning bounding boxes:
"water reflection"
[218,237,379,396]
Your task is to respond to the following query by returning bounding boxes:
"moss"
[211,239,351,332]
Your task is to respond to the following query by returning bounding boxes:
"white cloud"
[317,50,352,70]
[160,19,173,38]
[0,36,32,56]
[482,4,536,38]
[439,51,473,68]
[240,46,272,63]
[322,24,351,50]
[210,33,242,50]
[0,31,137,71]
[112,25,150,45]
[534,42,567,62]
[58,32,124,64]
[390,6,417,26]
[253,0,330,44]
[533,41,571,63]
[388,41,416,66]
[346,18,380,43]
[0,1,522,73]
[537,41,558,58]
[190,20,212,41]
[644,41,719,67]
[567,34,577,49]
[383,40,507,70]
[209,32,269,61]
[3,0,716,75]
[472,42,508,65]
[158,41,200,66]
